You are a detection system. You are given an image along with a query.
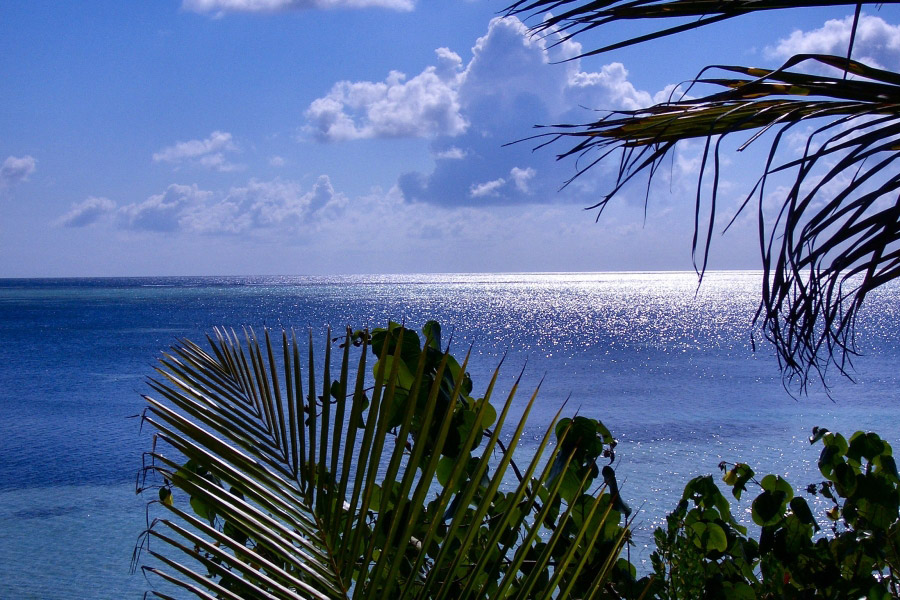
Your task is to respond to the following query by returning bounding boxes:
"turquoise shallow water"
[1,272,898,597]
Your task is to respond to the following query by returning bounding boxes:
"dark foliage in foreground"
[504,0,900,389]
[648,426,900,599]
[135,322,635,600]
[134,322,900,598]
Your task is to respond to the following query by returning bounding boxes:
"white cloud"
[305,16,667,148]
[567,62,654,111]
[56,197,117,228]
[510,166,535,193]
[469,177,505,198]
[467,167,536,198]
[305,49,468,141]
[460,17,655,114]
[182,0,414,14]
[1,155,36,188]
[653,83,688,105]
[766,14,900,69]
[459,17,554,106]
[119,184,213,232]
[153,131,241,172]
[392,16,675,206]
[299,185,722,274]
[115,176,345,234]
[434,146,467,160]
[269,155,286,167]
[53,174,749,274]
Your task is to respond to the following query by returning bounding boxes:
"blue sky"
[3,1,900,276]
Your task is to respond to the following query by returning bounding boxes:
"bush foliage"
[137,321,900,598]
[646,428,900,599]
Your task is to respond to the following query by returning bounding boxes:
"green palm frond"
[134,321,637,599]
[504,1,896,58]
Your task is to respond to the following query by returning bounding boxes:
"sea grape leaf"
[875,454,899,480]
[375,355,415,391]
[723,463,755,500]
[436,456,455,488]
[848,431,885,464]
[370,324,421,364]
[789,497,818,530]
[422,320,441,350]
[751,475,793,527]
[690,521,728,554]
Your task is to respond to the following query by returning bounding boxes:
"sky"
[3,1,900,277]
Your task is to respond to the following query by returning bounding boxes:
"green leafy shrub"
[136,319,900,599]
[648,428,900,599]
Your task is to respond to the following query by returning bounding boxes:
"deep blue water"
[1,272,898,598]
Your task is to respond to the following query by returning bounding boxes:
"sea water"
[1,272,898,598]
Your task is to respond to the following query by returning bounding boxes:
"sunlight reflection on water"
[1,271,898,591]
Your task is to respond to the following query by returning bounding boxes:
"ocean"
[1,272,898,598]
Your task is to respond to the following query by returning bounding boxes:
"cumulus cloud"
[182,0,414,14]
[56,197,117,228]
[269,155,286,167]
[119,184,213,232]
[1,155,36,188]
[469,177,505,198]
[434,146,467,160]
[459,17,655,114]
[153,131,241,172]
[114,176,345,235]
[566,63,656,111]
[306,17,664,149]
[305,49,468,141]
[467,166,536,199]
[384,16,674,206]
[509,166,535,193]
[766,14,900,69]
[459,17,556,106]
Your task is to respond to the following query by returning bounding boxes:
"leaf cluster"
[648,428,900,599]
[135,321,633,600]
[504,0,900,390]
[504,1,886,58]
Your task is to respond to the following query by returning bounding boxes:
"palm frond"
[135,321,636,598]
[503,0,900,387]
[504,1,897,59]
[513,49,900,389]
